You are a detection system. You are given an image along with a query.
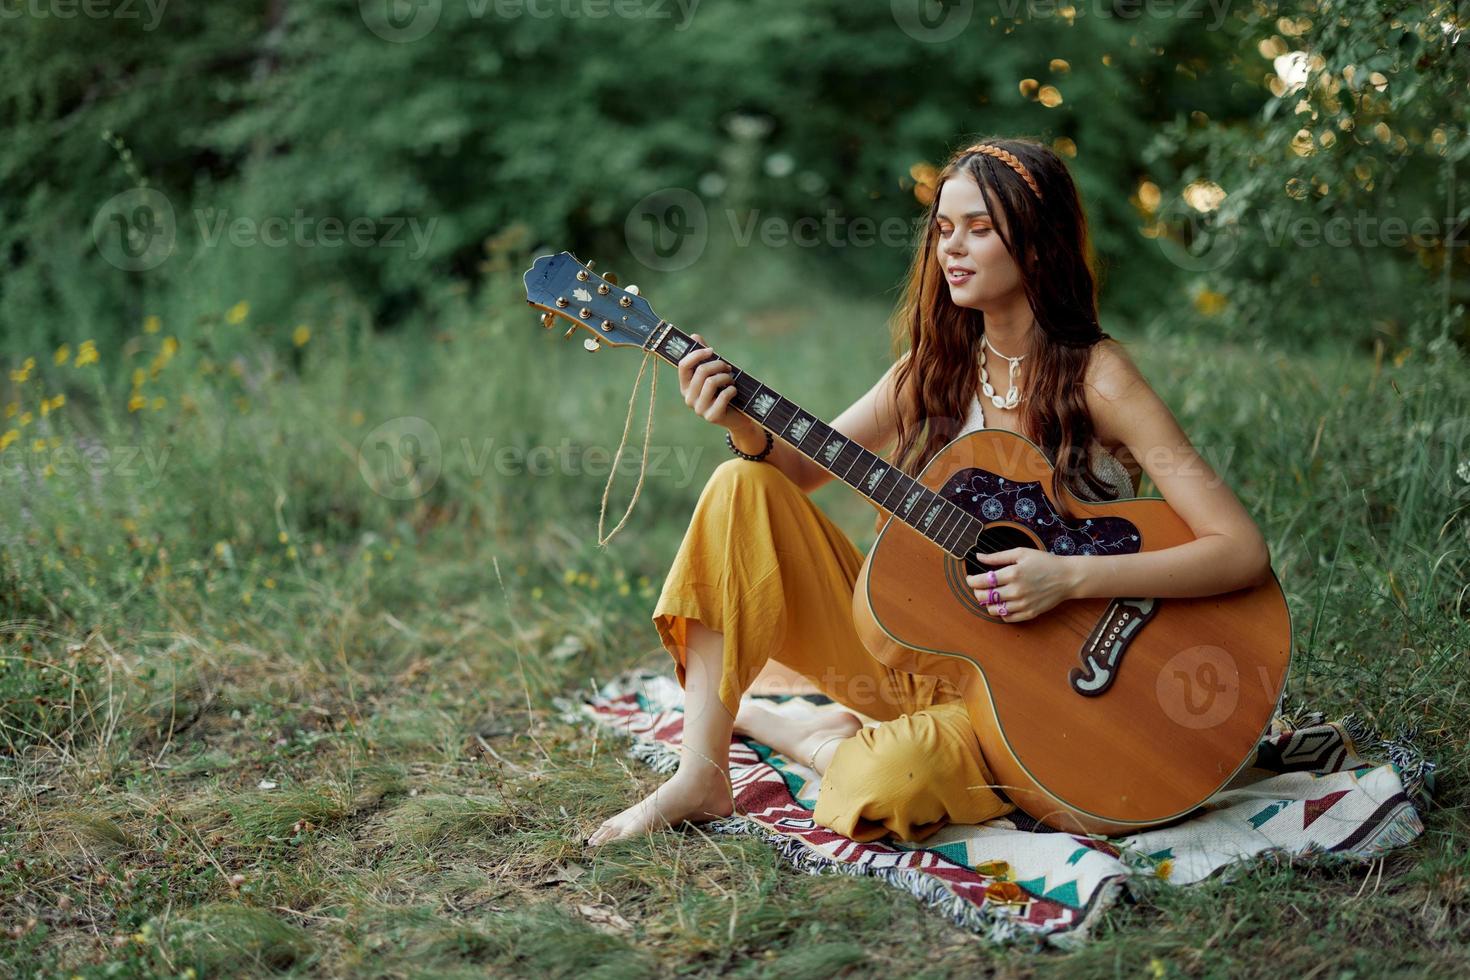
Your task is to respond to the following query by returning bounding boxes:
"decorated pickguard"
[939,467,1142,557]
[936,466,1160,699]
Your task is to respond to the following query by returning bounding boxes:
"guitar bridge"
[1069,598,1159,696]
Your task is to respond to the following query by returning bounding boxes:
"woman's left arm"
[1065,342,1273,600]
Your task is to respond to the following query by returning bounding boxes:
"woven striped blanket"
[563,669,1434,948]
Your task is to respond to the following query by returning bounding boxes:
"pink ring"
[987,570,998,588]
[997,601,1009,617]
[988,588,1000,605]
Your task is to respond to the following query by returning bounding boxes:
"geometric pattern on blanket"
[562,669,1434,949]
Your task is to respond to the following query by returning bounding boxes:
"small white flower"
[258,779,277,790]
[1457,459,1470,483]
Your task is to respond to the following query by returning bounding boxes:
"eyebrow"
[935,210,990,219]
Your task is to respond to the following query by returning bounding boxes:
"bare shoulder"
[1083,338,1148,404]
[1082,338,1162,452]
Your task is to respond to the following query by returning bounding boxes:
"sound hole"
[963,524,1039,577]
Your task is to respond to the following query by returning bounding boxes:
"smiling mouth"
[947,268,975,285]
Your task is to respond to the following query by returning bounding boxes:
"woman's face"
[934,173,1023,310]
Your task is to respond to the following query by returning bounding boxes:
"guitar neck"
[643,322,981,559]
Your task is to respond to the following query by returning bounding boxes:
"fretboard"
[643,321,982,558]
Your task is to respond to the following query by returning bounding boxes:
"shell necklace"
[979,331,1027,410]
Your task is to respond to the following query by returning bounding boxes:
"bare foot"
[734,699,863,771]
[585,766,735,848]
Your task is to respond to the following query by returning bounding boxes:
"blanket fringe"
[1338,711,1437,809]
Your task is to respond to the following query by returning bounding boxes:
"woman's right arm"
[678,334,912,495]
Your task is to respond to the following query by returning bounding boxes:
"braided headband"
[963,143,1042,200]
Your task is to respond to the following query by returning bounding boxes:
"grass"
[1,248,1467,976]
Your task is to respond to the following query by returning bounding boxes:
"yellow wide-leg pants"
[652,458,1016,843]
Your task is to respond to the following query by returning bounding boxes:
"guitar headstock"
[523,252,661,351]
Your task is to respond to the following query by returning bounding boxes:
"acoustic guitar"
[524,251,1293,836]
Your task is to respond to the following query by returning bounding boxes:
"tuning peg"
[563,325,578,339]
[540,312,555,329]
[583,337,601,352]
[603,272,619,286]
[625,284,640,296]
[585,260,596,270]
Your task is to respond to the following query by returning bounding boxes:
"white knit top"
[960,395,1137,502]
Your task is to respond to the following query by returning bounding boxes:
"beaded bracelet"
[726,428,774,462]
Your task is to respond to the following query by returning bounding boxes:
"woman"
[586,136,1272,848]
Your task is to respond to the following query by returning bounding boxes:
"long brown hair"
[889,135,1115,517]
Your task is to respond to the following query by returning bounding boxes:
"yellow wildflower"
[264,578,276,589]
[128,393,146,413]
[40,399,50,417]
[1193,289,1228,316]
[143,315,162,334]
[293,325,311,347]
[19,411,32,426]
[75,340,99,367]
[0,430,17,452]
[43,463,54,478]
[32,439,46,452]
[132,369,146,389]
[54,344,71,365]
[48,394,65,411]
[225,301,250,325]
[10,357,35,383]
[4,402,16,419]
[151,397,166,411]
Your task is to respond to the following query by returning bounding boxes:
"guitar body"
[852,428,1292,835]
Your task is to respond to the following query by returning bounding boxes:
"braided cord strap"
[964,143,1042,199]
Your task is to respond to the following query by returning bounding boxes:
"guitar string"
[596,348,658,547]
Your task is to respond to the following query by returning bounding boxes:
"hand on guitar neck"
[677,332,801,483]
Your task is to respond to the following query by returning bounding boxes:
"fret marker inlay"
[751,392,777,417]
[665,336,690,359]
[822,439,843,463]
[788,416,813,442]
